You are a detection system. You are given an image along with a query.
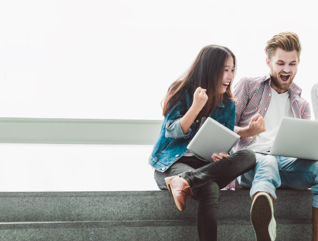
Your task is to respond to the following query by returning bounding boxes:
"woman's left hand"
[212,152,229,162]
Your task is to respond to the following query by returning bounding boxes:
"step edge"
[0,218,312,230]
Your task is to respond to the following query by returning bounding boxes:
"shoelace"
[181,185,193,199]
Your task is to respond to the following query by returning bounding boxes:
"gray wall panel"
[0,118,162,145]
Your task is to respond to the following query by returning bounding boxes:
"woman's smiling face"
[221,56,235,93]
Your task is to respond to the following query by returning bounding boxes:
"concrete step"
[0,189,313,240]
[0,220,311,241]
[0,189,312,222]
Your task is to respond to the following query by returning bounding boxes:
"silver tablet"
[187,117,240,161]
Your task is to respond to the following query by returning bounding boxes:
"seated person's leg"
[239,153,279,241]
[180,149,256,190]
[155,157,221,241]
[279,156,318,204]
[193,181,220,241]
[279,156,318,241]
[238,153,281,200]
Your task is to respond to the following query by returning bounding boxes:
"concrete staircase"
[0,189,312,241]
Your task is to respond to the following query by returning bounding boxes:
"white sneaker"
[250,192,276,241]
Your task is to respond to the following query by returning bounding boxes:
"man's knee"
[309,162,318,187]
[257,155,278,168]
[311,162,318,174]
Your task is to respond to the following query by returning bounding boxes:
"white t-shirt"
[311,83,318,120]
[247,87,293,152]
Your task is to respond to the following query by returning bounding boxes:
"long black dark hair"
[162,45,236,120]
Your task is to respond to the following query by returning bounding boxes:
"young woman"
[148,45,256,241]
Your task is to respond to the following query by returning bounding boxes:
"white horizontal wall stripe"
[0,118,162,145]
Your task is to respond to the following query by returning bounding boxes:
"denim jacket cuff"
[165,118,193,139]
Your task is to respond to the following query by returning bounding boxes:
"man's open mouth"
[280,74,290,82]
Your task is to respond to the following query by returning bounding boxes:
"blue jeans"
[238,153,318,208]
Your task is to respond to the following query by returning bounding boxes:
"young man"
[233,32,318,241]
[311,83,318,120]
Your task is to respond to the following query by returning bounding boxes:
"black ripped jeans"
[154,149,256,241]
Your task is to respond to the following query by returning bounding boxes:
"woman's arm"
[164,87,207,139]
[180,87,208,134]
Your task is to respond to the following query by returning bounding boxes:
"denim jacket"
[148,89,236,172]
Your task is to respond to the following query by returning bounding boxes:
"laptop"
[187,117,240,161]
[270,117,318,160]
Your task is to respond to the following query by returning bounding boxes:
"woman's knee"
[237,149,256,168]
[194,181,220,200]
[206,181,220,196]
[154,170,168,190]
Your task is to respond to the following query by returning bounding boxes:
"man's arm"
[303,101,311,120]
[233,78,266,138]
[237,114,266,138]
[311,84,318,120]
[233,77,250,133]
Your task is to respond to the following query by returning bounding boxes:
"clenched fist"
[248,114,266,136]
[192,87,208,113]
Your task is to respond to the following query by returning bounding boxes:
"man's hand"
[212,152,229,162]
[248,114,266,136]
[237,113,266,138]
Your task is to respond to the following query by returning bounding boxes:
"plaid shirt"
[233,74,311,153]
[312,83,318,120]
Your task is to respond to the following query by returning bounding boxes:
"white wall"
[0,0,317,120]
[0,144,157,191]
[0,0,317,191]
